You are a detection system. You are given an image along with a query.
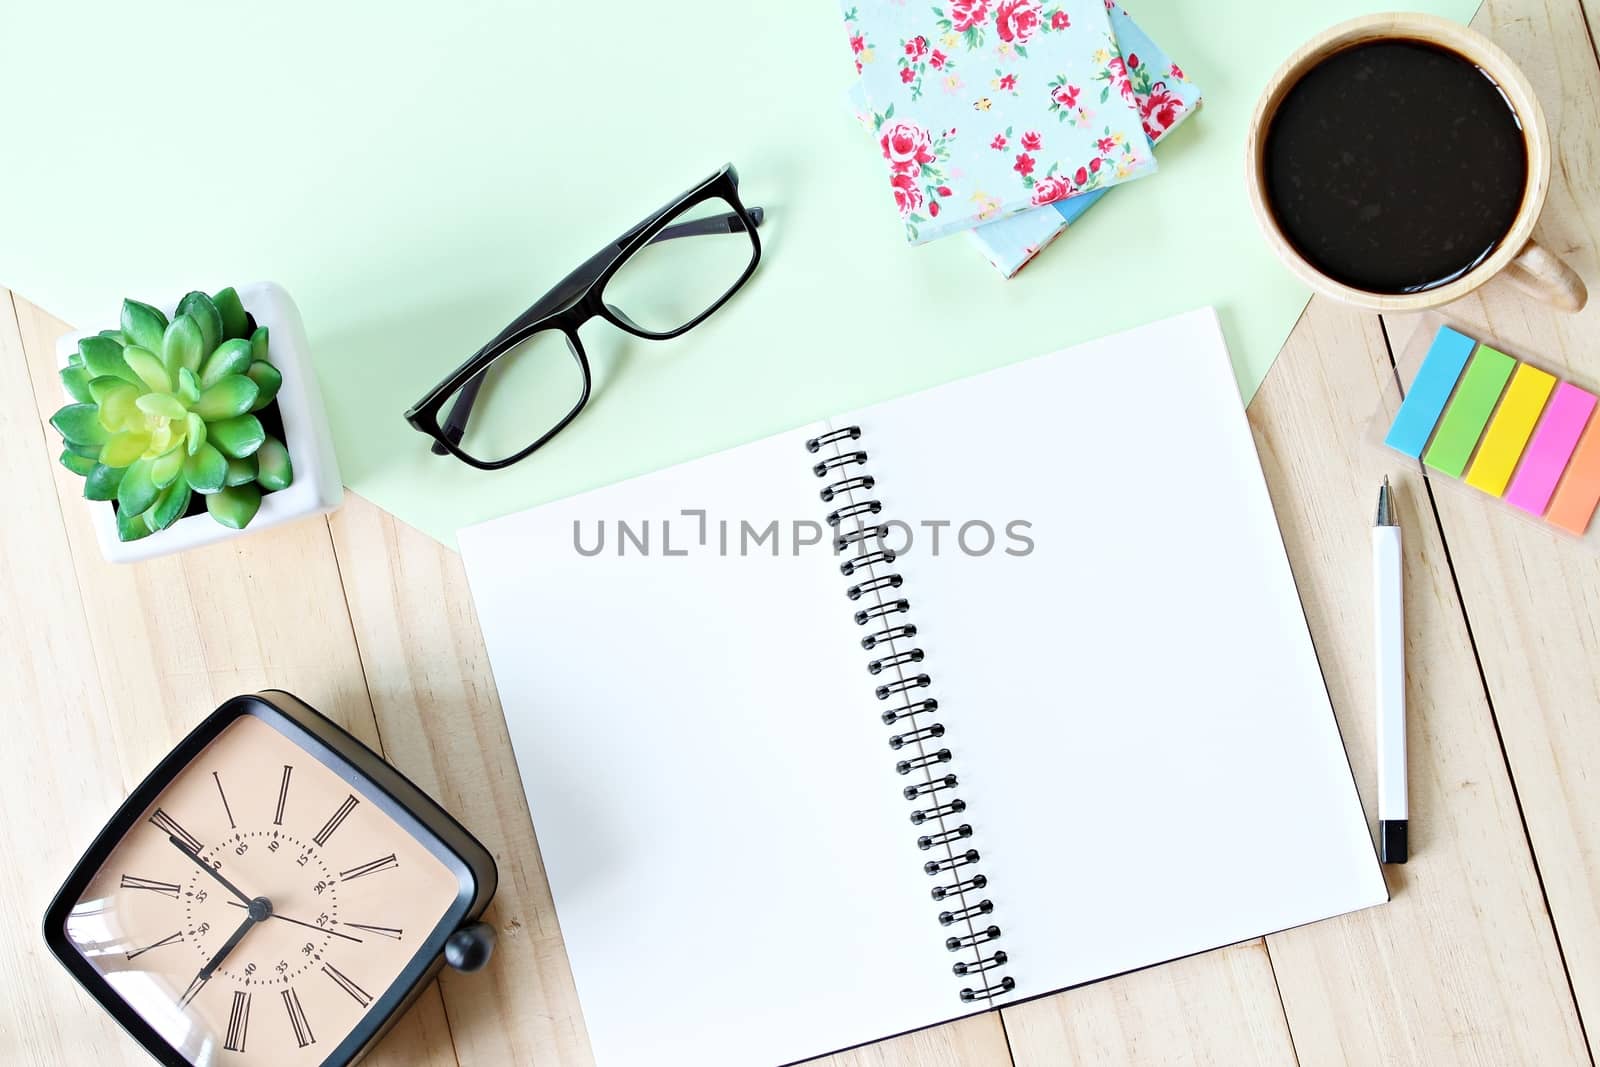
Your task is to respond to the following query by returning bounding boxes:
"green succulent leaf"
[84,462,126,500]
[120,299,169,352]
[200,338,253,388]
[59,449,98,477]
[207,482,261,529]
[250,325,269,363]
[66,348,85,369]
[122,346,173,393]
[89,375,133,404]
[100,431,150,468]
[209,414,266,459]
[117,456,159,516]
[146,421,177,456]
[64,439,104,459]
[175,292,223,357]
[224,453,258,487]
[51,403,110,447]
[177,367,201,406]
[98,384,143,433]
[162,314,205,375]
[193,375,259,421]
[213,287,249,341]
[60,365,94,403]
[136,392,187,420]
[255,435,294,491]
[246,360,283,411]
[149,481,192,531]
[115,503,155,542]
[185,443,228,494]
[80,335,141,386]
[185,412,207,455]
[151,447,186,489]
[97,329,127,345]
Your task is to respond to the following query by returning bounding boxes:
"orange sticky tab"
[1546,410,1600,535]
[1464,362,1557,497]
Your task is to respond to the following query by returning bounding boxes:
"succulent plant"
[50,288,295,542]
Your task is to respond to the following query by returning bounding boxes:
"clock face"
[56,713,462,1064]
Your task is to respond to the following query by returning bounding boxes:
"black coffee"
[1263,39,1528,294]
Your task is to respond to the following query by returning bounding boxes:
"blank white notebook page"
[829,307,1387,999]
[457,430,980,1067]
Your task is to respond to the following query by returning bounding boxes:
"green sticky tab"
[1423,346,1517,477]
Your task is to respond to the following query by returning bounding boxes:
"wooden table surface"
[5,1,1599,1064]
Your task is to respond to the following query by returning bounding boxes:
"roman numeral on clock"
[282,986,315,1048]
[338,854,398,882]
[119,874,181,898]
[125,931,183,960]
[224,990,250,1052]
[343,921,403,941]
[274,765,292,826]
[321,961,373,1008]
[150,808,202,854]
[312,794,358,848]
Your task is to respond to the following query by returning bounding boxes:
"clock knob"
[444,921,496,973]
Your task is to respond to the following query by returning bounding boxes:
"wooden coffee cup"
[1245,13,1586,313]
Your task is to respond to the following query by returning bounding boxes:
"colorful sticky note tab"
[1505,383,1598,516]
[1546,410,1600,535]
[1423,345,1517,478]
[1464,362,1557,497]
[1385,326,1477,457]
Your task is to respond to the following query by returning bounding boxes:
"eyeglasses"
[406,164,764,469]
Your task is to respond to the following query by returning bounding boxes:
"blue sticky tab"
[1385,326,1478,457]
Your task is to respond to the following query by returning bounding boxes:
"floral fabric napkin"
[844,0,1157,244]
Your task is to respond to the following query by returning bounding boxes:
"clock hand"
[225,899,363,943]
[166,836,254,905]
[179,897,272,1005]
[205,911,260,973]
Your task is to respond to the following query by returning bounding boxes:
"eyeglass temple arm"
[642,205,764,245]
[432,206,765,454]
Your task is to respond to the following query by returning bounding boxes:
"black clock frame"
[41,690,499,1067]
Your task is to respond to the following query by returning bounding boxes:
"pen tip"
[1375,477,1396,526]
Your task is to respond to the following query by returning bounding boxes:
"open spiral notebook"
[458,308,1387,1067]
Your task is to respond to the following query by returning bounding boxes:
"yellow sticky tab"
[1465,362,1558,497]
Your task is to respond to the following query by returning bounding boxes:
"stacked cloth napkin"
[845,0,1202,275]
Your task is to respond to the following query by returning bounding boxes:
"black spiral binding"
[805,424,1016,1006]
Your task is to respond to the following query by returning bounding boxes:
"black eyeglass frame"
[404,163,763,470]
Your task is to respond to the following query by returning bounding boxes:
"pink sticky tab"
[1505,382,1599,516]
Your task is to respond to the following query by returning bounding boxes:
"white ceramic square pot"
[55,281,343,563]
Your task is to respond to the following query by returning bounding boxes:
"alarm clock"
[43,691,498,1066]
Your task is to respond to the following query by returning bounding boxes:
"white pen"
[1373,477,1407,864]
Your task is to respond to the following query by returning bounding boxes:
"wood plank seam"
[317,512,469,1067]
[319,516,394,761]
[1579,0,1600,79]
[995,1002,1018,1066]
[1380,318,1597,1061]
[1258,944,1304,1067]
[5,290,131,794]
[1402,473,1594,1040]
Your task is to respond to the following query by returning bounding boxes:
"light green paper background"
[0,0,1474,546]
